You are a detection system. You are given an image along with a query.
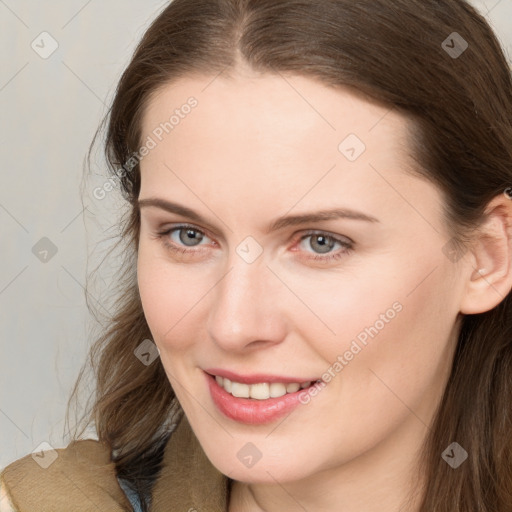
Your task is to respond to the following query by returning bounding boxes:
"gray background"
[1,0,511,469]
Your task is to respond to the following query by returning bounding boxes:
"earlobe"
[459,194,512,315]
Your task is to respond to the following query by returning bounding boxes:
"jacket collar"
[151,414,231,511]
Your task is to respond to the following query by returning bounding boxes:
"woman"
[2,0,512,510]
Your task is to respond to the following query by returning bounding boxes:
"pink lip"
[205,371,317,425]
[204,368,318,385]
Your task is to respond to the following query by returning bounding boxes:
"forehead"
[141,73,410,172]
[137,73,440,232]
[140,72,411,162]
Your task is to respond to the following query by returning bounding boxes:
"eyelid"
[293,231,354,262]
[296,229,354,245]
[156,223,354,263]
[157,224,352,247]
[160,224,215,246]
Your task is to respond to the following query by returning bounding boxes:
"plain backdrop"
[1,0,511,469]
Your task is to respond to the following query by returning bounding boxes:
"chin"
[204,445,315,485]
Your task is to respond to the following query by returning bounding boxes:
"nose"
[206,254,288,353]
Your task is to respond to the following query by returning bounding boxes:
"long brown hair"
[66,1,512,510]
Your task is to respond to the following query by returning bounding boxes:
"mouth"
[208,372,321,400]
[204,370,324,424]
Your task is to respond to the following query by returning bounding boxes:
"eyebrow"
[137,197,380,233]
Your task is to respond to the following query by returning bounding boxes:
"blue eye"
[298,232,353,261]
[156,225,211,254]
[171,227,207,247]
[155,225,353,263]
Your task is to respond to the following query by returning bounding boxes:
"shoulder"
[0,439,132,512]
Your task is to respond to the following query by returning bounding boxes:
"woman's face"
[136,71,465,485]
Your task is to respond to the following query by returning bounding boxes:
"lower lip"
[206,372,314,425]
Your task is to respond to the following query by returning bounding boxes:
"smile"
[205,371,324,424]
[214,375,317,400]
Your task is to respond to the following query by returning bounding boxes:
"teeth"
[214,375,314,400]
[286,383,301,393]
[269,382,287,398]
[231,382,250,398]
[250,383,269,400]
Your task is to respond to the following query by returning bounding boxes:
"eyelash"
[154,224,354,263]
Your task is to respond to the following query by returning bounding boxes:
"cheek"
[137,251,180,341]
[136,249,212,351]
[137,253,165,332]
[310,256,458,395]
[287,263,405,365]
[331,264,458,426]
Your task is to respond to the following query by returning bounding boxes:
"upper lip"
[204,368,320,385]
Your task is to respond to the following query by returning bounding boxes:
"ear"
[459,192,512,314]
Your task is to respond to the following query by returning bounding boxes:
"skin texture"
[136,69,512,512]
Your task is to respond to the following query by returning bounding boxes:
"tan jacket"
[0,415,230,511]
